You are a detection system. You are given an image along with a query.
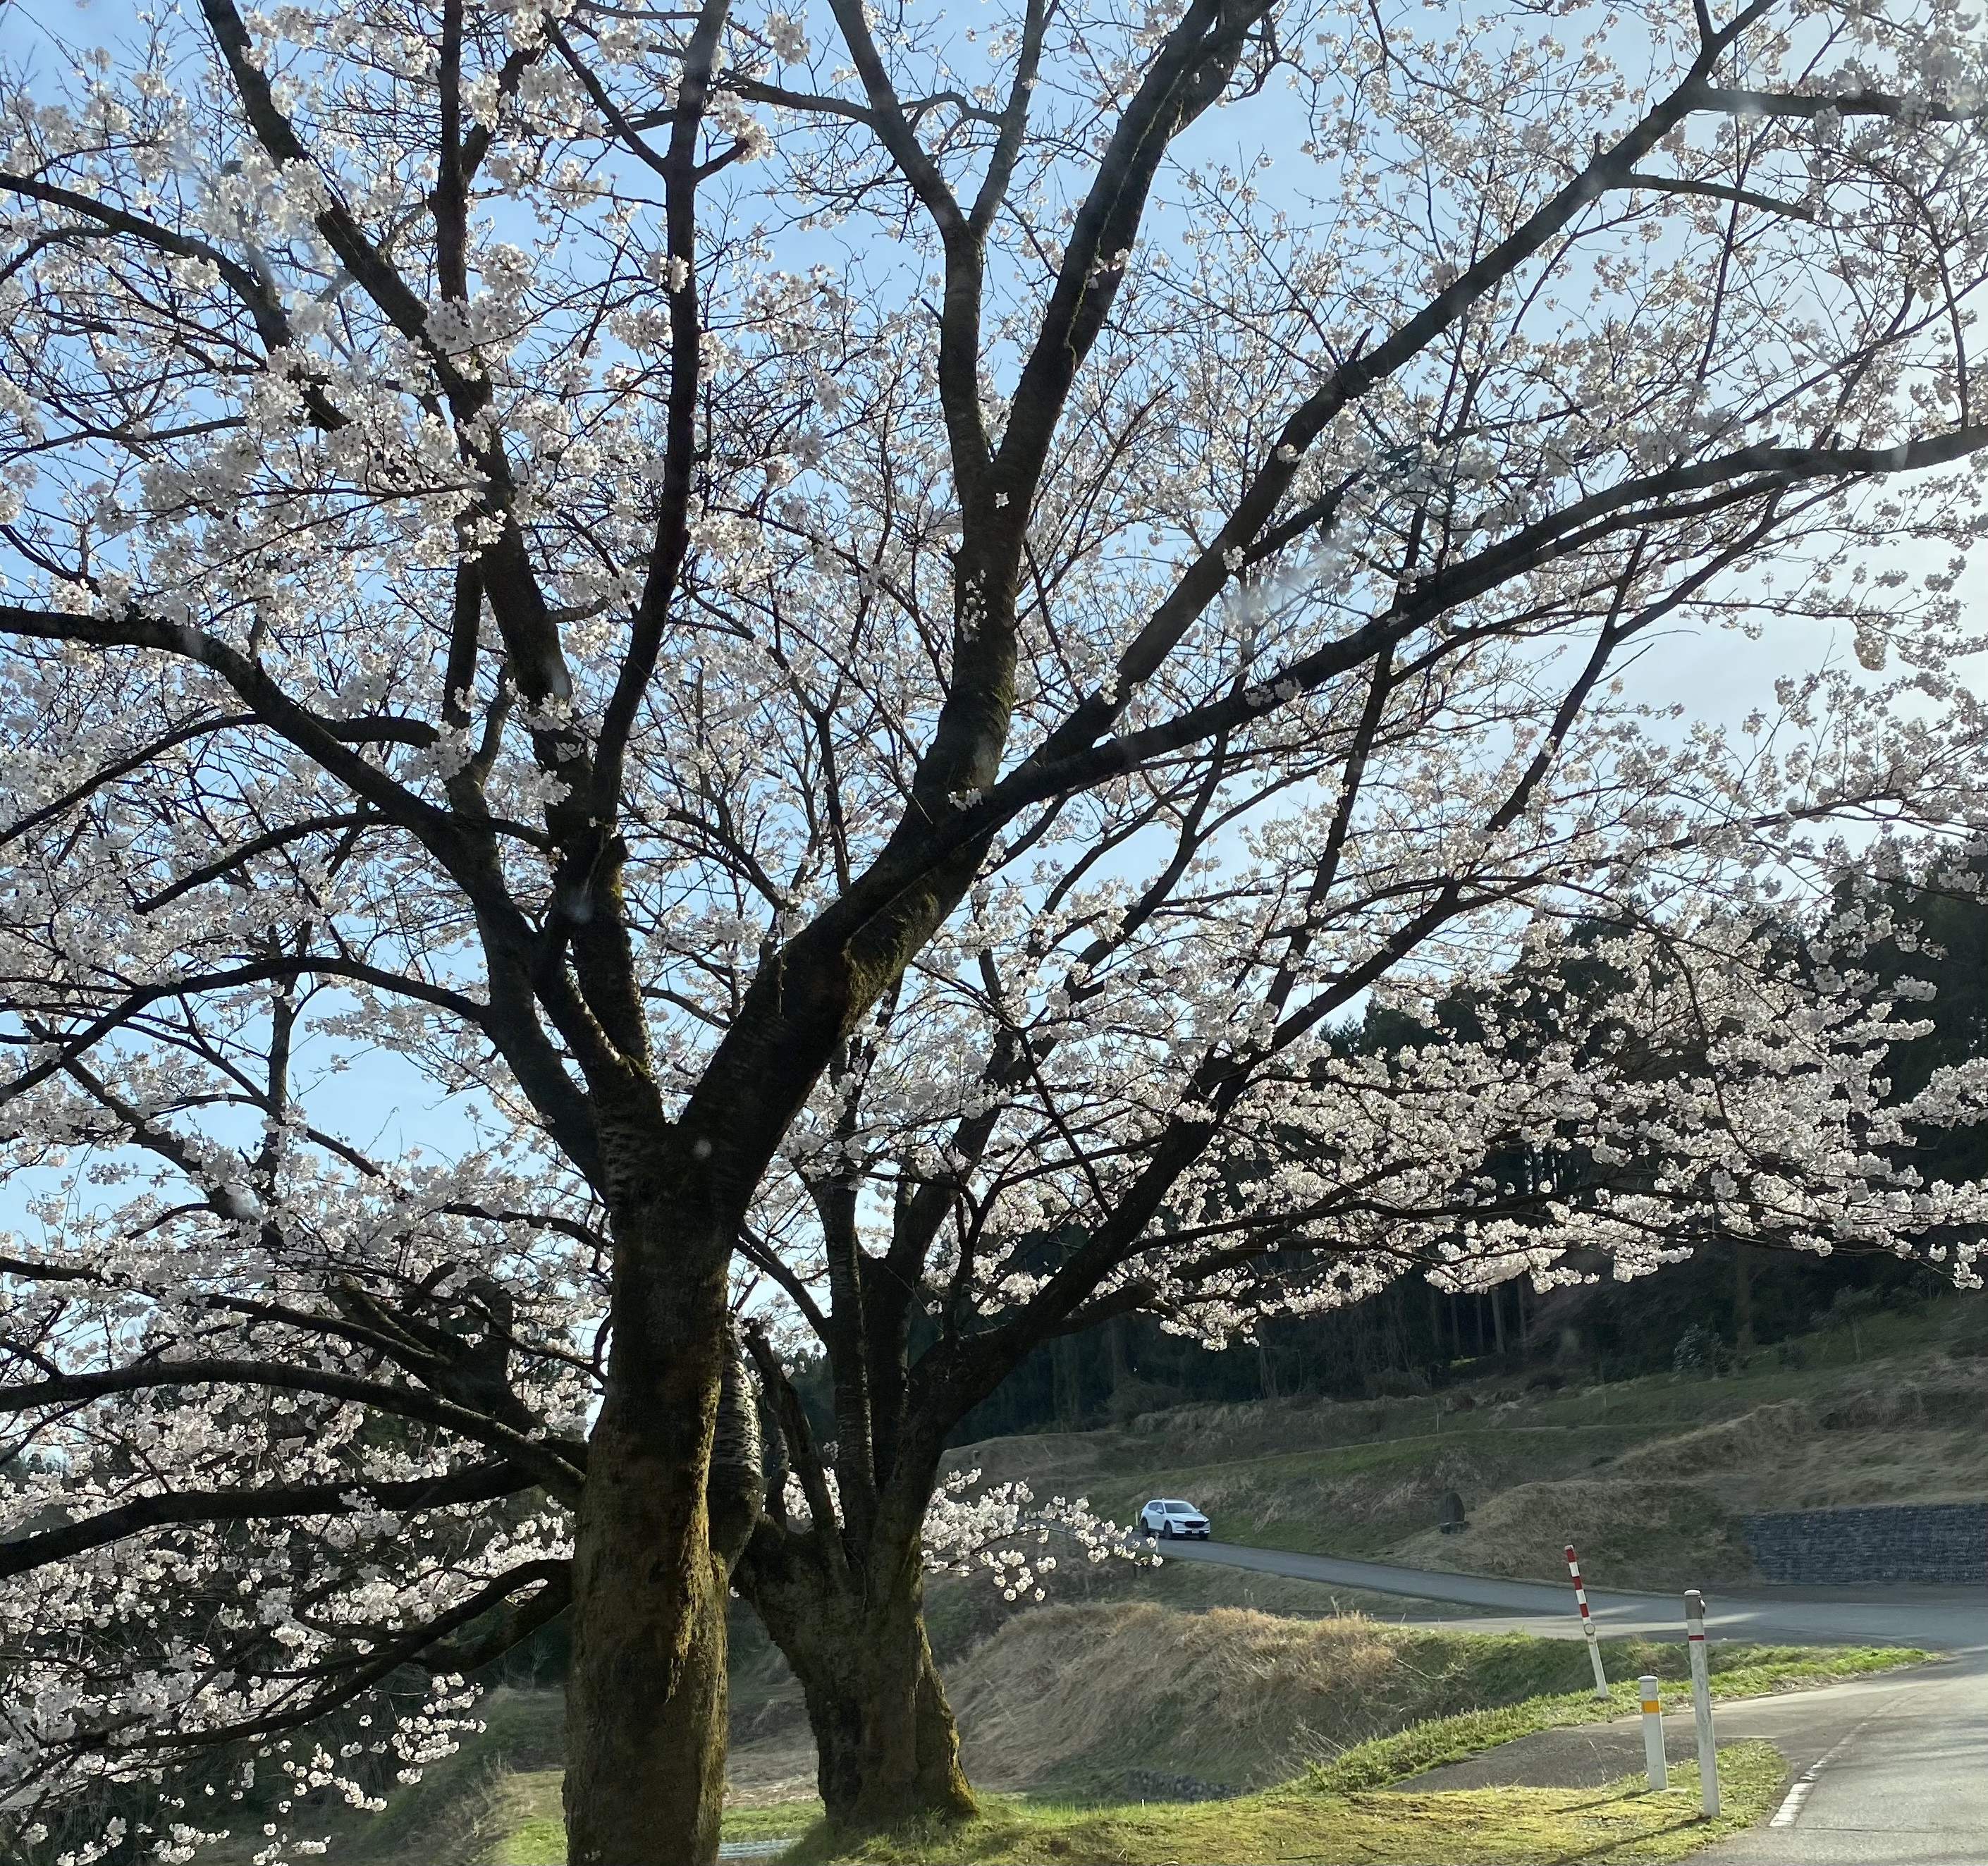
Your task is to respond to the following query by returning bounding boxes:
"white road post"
[1685,1589,1719,1817]
[1638,1674,1669,1791]
[1564,1545,1609,1698]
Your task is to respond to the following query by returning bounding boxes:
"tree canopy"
[0,0,1984,1855]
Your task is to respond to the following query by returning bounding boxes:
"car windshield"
[1166,1501,1195,1512]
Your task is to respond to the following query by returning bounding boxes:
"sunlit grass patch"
[484,1770,563,1865]
[794,1744,1784,1864]
[479,1641,1913,1862]
[1300,1643,1922,1796]
[481,1771,823,1864]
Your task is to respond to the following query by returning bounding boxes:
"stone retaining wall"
[1740,1502,1986,1585]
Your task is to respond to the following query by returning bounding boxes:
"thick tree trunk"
[739,1528,975,1832]
[563,1244,734,1865]
[807,1592,973,1831]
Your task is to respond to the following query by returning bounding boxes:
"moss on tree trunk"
[739,1522,975,1832]
[563,1244,734,1865]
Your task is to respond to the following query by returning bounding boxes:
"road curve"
[1384,1654,1987,1866]
[1698,1651,1987,1865]
[1158,1537,1987,1650]
[1162,1537,1986,1865]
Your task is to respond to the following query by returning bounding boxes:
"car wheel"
[1160,1521,1173,1539]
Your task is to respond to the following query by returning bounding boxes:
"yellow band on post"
[1640,1699,1661,1714]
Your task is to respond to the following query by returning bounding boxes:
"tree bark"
[737,1523,975,1832]
[563,1224,735,1865]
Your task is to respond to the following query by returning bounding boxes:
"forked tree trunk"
[739,1526,975,1832]
[563,1243,734,1865]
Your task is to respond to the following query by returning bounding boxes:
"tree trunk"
[739,1526,976,1832]
[564,1240,734,1865]
[806,1594,973,1831]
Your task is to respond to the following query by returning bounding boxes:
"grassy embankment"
[796,1746,1788,1865]
[443,1621,1917,1863]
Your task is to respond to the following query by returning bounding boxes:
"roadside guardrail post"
[1684,1589,1719,1817]
[1564,1544,1609,1697]
[1638,1674,1668,1791]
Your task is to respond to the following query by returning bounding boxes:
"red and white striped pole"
[1565,1544,1609,1698]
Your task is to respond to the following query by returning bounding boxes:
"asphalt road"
[1700,1652,1987,1865]
[1161,1538,1987,1863]
[1160,1537,1987,1648]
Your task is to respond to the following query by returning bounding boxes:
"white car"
[1139,1497,1210,1540]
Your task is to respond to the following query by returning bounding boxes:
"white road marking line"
[1769,1776,1817,1828]
[1767,1706,1893,1831]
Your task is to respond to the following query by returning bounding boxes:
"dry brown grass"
[1386,1373,1988,1585]
[942,1602,1676,1794]
[939,1310,1988,1592]
[950,1603,1420,1791]
[1394,1478,1756,1588]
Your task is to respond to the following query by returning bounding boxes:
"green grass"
[480,1641,1917,1865]
[1301,1644,1923,1796]
[726,1800,830,1840]
[481,1771,823,1864]
[940,1588,1923,1801]
[791,1745,1787,1863]
[485,1774,563,1866]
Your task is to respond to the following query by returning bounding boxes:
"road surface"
[1700,1651,1987,1865]
[1159,1537,1986,1649]
[1161,1537,1986,1863]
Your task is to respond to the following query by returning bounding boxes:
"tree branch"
[0,1461,537,1580]
[0,1360,584,1499]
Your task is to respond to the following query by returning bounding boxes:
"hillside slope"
[944,1296,1988,1591]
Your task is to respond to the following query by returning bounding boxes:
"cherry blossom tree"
[726,724,1988,1827]
[0,0,1985,1855]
